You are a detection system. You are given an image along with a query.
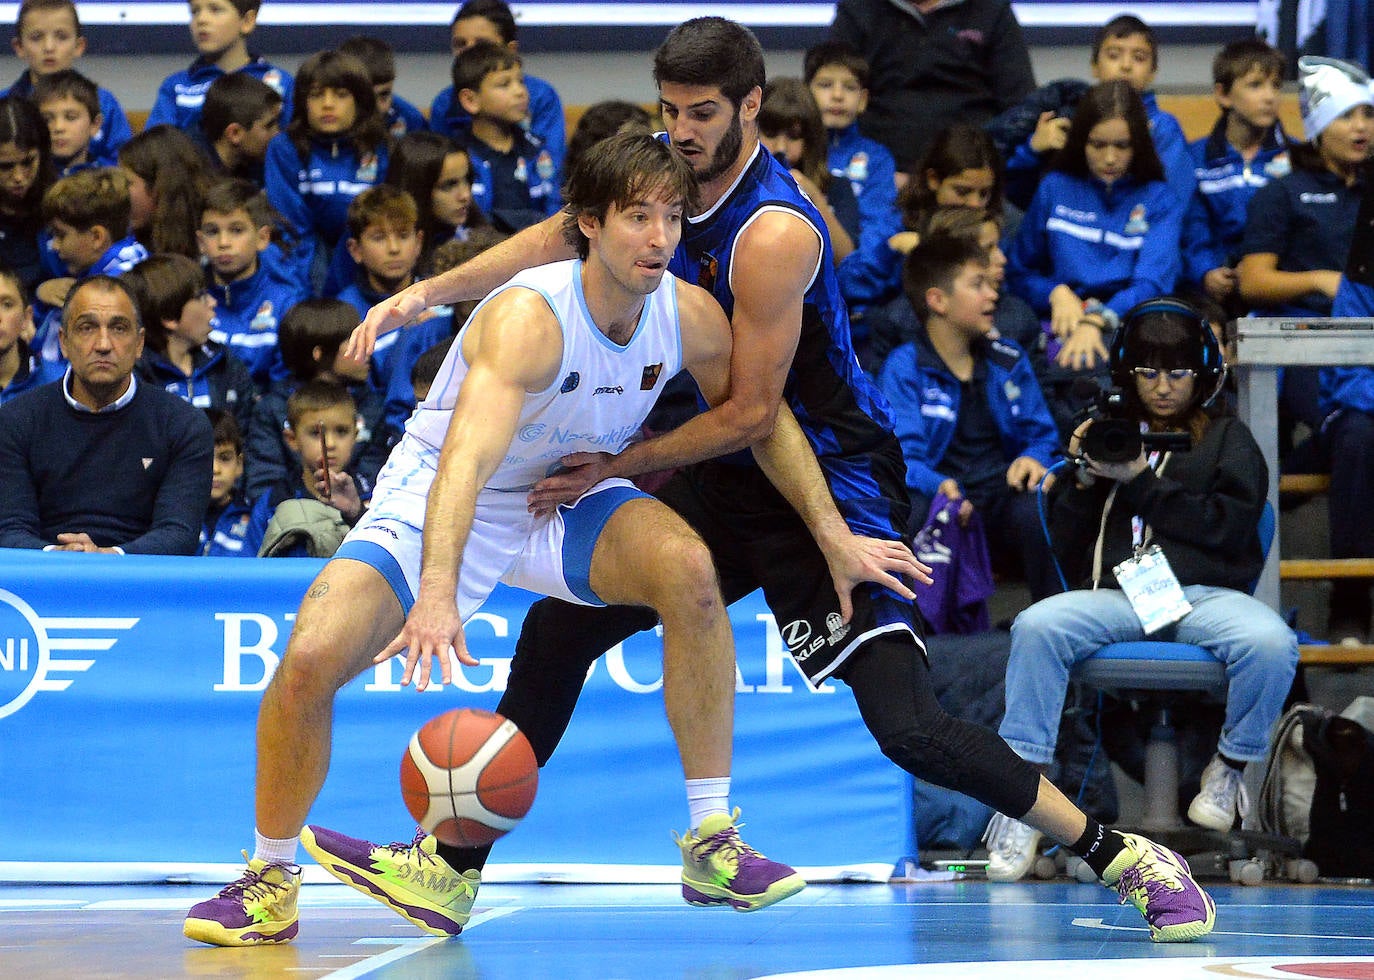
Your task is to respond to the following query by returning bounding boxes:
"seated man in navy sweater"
[0,275,213,554]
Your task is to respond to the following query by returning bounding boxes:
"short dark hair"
[346,184,418,240]
[653,16,764,108]
[200,72,282,142]
[121,253,206,355]
[32,68,99,120]
[15,0,80,38]
[451,39,520,97]
[1212,38,1286,91]
[565,100,654,181]
[411,339,451,391]
[225,0,261,16]
[205,408,243,451]
[202,177,276,229]
[286,378,356,430]
[802,40,870,89]
[338,35,396,85]
[901,234,988,319]
[560,132,697,261]
[42,166,130,237]
[60,274,139,331]
[278,298,361,381]
[1093,14,1157,70]
[452,0,518,41]
[288,50,385,162]
[1053,80,1164,185]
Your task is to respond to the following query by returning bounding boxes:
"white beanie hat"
[1300,56,1374,139]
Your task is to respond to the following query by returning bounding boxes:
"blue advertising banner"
[0,549,910,881]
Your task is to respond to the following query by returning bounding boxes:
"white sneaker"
[1186,755,1250,832]
[982,812,1043,882]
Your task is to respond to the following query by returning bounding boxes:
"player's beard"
[692,113,744,185]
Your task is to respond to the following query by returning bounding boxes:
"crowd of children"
[0,0,1370,639]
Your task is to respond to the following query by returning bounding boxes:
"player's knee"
[648,533,721,613]
[273,631,352,700]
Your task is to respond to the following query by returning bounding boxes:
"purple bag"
[911,492,995,635]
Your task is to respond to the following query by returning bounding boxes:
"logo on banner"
[0,588,137,719]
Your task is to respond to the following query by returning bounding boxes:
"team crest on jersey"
[697,252,719,292]
[536,150,555,182]
[845,152,869,183]
[389,117,409,139]
[560,371,580,393]
[250,301,276,331]
[514,156,528,184]
[640,363,663,390]
[356,153,379,183]
[1123,204,1149,236]
[1265,153,1291,179]
[263,69,284,94]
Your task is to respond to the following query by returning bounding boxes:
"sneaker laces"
[217,862,296,902]
[1201,764,1251,820]
[690,820,760,867]
[1115,854,1184,920]
[383,829,476,900]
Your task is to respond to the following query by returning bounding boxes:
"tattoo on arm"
[307,582,330,599]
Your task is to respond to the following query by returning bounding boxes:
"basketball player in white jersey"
[184,132,925,947]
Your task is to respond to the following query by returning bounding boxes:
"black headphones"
[1109,296,1227,406]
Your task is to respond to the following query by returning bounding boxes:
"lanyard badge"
[1113,544,1192,633]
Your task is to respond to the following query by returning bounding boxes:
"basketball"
[400,708,539,847]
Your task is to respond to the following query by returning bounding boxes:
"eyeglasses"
[1131,367,1196,383]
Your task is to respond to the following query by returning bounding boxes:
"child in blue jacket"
[1005,80,1183,377]
[879,234,1061,601]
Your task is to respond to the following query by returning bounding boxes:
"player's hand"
[374,591,477,691]
[526,452,616,516]
[346,283,430,362]
[820,532,933,622]
[1006,455,1047,491]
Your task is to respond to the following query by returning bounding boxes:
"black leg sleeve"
[434,596,659,873]
[837,635,1042,821]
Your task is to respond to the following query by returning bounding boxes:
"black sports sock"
[435,841,491,874]
[1071,818,1126,879]
[1218,752,1247,771]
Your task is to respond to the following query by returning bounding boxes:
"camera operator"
[981,297,1298,882]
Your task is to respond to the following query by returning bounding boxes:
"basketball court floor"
[2,874,1371,979]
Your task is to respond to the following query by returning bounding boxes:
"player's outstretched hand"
[374,592,477,691]
[526,451,616,517]
[823,533,933,622]
[345,283,429,362]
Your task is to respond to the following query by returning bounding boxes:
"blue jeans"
[999,585,1298,765]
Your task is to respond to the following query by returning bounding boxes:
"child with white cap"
[1236,55,1373,454]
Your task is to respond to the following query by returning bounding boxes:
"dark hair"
[451,39,521,98]
[802,40,870,89]
[452,0,517,42]
[901,233,988,319]
[337,35,396,85]
[205,407,243,451]
[560,132,697,261]
[759,77,830,191]
[0,265,29,305]
[118,125,209,259]
[202,176,277,229]
[565,101,654,180]
[898,123,1004,230]
[1053,80,1164,185]
[410,339,451,391]
[60,274,138,331]
[200,72,282,143]
[917,204,999,244]
[121,252,205,354]
[278,298,361,380]
[15,0,80,38]
[1114,298,1221,432]
[42,166,129,237]
[346,184,417,240]
[286,378,357,430]
[32,68,99,121]
[653,16,764,108]
[387,132,486,265]
[1212,37,1286,90]
[0,94,55,228]
[288,50,387,163]
[1093,14,1157,70]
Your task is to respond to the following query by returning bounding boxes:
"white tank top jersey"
[400,258,685,492]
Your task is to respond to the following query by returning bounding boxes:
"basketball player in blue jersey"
[345,18,1217,944]
[184,131,924,947]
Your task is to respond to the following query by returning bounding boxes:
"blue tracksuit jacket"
[207,246,308,388]
[146,55,293,133]
[827,122,904,307]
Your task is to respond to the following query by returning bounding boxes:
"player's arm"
[376,289,563,690]
[346,211,577,361]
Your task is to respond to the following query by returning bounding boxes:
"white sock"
[686,777,731,831]
[253,829,300,866]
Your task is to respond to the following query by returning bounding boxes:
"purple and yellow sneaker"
[183,856,301,946]
[1102,832,1217,942]
[673,808,806,912]
[301,826,479,937]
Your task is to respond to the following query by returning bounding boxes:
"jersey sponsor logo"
[593,385,624,396]
[518,423,547,442]
[1300,192,1338,204]
[640,363,663,390]
[780,618,812,649]
[559,371,580,393]
[697,252,719,292]
[0,589,138,719]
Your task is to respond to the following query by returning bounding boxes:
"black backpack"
[1259,702,1374,878]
